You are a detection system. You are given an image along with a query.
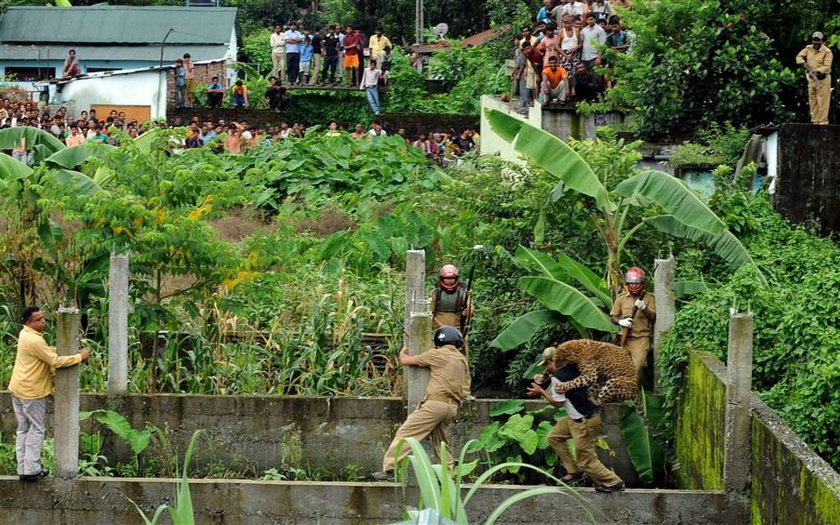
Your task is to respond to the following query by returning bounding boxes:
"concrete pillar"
[724,312,753,494]
[54,306,81,479]
[108,253,129,395]
[653,255,675,392]
[405,250,431,413]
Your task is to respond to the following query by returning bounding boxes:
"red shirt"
[343,33,360,55]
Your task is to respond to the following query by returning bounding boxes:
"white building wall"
[58,70,166,119]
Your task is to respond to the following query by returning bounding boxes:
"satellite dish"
[434,23,449,39]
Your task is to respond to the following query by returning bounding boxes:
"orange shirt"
[543,65,568,87]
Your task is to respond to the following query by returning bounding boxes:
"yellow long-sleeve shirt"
[8,325,82,399]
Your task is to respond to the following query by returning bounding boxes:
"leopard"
[551,338,638,407]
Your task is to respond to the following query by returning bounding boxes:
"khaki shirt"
[796,45,833,84]
[610,291,656,339]
[8,325,82,399]
[413,345,470,401]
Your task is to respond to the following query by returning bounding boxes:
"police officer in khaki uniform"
[430,264,473,355]
[528,347,625,492]
[372,326,470,480]
[796,32,833,125]
[610,267,656,381]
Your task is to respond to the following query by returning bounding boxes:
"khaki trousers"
[311,53,322,84]
[808,76,831,125]
[382,400,457,471]
[625,336,650,382]
[271,51,287,82]
[548,414,622,487]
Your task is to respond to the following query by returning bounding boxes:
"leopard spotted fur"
[551,339,637,406]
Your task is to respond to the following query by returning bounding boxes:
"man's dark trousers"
[287,53,300,84]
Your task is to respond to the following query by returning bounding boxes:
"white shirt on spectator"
[284,29,303,54]
[581,24,607,61]
[549,376,584,420]
[561,1,585,17]
[359,67,382,88]
[270,32,285,53]
[368,128,387,137]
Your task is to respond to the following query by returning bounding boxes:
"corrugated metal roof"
[0,6,236,45]
[0,44,229,62]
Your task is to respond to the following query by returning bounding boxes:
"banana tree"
[0,127,106,313]
[485,109,763,348]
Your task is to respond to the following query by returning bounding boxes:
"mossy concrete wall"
[675,352,726,490]
[0,393,639,483]
[0,477,738,524]
[676,352,840,523]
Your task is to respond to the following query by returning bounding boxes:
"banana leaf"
[0,153,34,182]
[619,390,665,485]
[50,169,101,197]
[491,309,566,351]
[519,276,616,333]
[614,170,724,235]
[0,127,65,160]
[514,246,568,283]
[643,215,765,284]
[552,249,611,307]
[484,108,613,212]
[45,143,115,169]
[675,280,714,298]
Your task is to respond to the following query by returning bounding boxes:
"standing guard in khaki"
[430,264,473,356]
[796,31,833,125]
[372,326,470,480]
[610,267,656,382]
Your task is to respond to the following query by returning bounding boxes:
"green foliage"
[242,28,273,74]
[658,186,840,469]
[606,0,798,139]
[130,430,203,525]
[618,391,667,485]
[395,437,594,524]
[285,90,373,127]
[669,123,750,168]
[426,44,509,114]
[81,409,152,475]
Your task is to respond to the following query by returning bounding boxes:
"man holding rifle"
[430,264,473,356]
[610,267,655,382]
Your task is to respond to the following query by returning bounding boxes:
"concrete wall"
[59,70,165,119]
[0,477,737,525]
[0,393,640,484]
[479,95,626,161]
[675,352,840,523]
[773,123,840,236]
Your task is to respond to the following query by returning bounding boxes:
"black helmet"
[434,326,464,348]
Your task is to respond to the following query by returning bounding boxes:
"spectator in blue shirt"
[174,58,186,108]
[207,76,224,108]
[299,37,314,85]
[284,22,303,84]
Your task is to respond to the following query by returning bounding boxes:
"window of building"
[5,67,53,81]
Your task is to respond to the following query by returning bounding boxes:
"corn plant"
[394,438,595,525]
[130,430,204,525]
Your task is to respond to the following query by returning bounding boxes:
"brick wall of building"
[166,60,227,108]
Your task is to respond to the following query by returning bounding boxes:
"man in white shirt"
[527,346,626,492]
[359,60,383,115]
[284,23,303,84]
[270,25,286,82]
[560,0,585,18]
[368,120,387,137]
[580,13,607,69]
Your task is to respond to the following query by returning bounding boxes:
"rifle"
[459,265,476,336]
[619,290,645,349]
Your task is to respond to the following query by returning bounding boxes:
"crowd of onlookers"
[173,115,480,165]
[0,95,480,166]
[170,23,395,116]
[513,0,633,113]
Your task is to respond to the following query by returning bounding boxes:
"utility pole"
[405,250,431,413]
[415,0,424,45]
[54,307,81,479]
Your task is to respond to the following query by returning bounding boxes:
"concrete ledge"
[0,477,736,525]
[0,393,640,483]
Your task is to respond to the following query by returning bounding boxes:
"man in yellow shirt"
[796,32,833,125]
[368,27,392,70]
[8,306,89,481]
